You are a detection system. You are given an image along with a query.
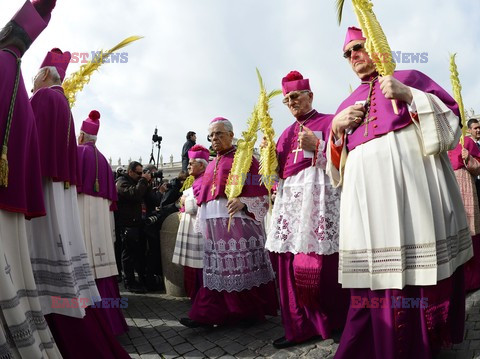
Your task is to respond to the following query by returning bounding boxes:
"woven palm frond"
[256,69,280,194]
[62,36,143,107]
[449,53,466,146]
[180,175,195,192]
[352,0,394,76]
[225,103,259,200]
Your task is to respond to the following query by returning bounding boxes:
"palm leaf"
[449,53,466,146]
[62,35,143,108]
[336,0,346,25]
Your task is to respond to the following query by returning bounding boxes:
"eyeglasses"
[207,131,228,141]
[343,43,364,59]
[282,90,311,105]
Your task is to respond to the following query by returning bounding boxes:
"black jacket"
[181,139,196,172]
[115,173,149,227]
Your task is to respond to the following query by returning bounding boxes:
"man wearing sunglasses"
[265,71,349,349]
[327,26,471,358]
[115,161,151,293]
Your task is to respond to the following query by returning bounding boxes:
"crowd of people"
[171,26,478,359]
[0,0,477,358]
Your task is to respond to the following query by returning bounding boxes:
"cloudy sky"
[2,0,479,166]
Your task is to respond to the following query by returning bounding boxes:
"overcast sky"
[2,0,479,166]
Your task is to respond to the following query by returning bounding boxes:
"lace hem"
[203,268,275,292]
[239,195,269,222]
[202,216,275,292]
[265,167,340,255]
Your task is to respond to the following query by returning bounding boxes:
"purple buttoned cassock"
[448,136,480,171]
[30,85,80,186]
[77,142,118,210]
[0,47,45,218]
[196,147,267,206]
[276,109,333,179]
[337,69,460,152]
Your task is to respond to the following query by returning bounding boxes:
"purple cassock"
[334,68,466,358]
[77,142,128,336]
[276,109,333,179]
[190,147,279,325]
[339,70,460,152]
[0,47,45,218]
[30,85,79,185]
[448,136,480,292]
[196,147,269,204]
[448,136,480,171]
[77,142,118,208]
[271,108,349,343]
[29,60,130,358]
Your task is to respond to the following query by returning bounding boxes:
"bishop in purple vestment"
[28,49,130,358]
[180,117,278,328]
[77,110,128,336]
[327,26,472,359]
[0,1,62,357]
[265,71,349,349]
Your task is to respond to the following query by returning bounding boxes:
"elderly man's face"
[345,40,376,79]
[32,68,49,93]
[208,122,233,152]
[469,122,480,141]
[188,159,204,177]
[283,90,313,119]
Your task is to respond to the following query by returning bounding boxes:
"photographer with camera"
[160,170,188,208]
[142,164,166,291]
[115,161,151,293]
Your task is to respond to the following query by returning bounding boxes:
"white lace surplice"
[265,163,341,255]
[172,188,204,268]
[197,196,275,292]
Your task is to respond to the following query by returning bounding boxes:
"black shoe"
[273,336,297,349]
[179,317,212,329]
[124,280,146,294]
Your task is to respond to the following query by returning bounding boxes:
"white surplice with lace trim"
[265,151,341,255]
[326,87,473,290]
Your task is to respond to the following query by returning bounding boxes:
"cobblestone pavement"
[117,287,480,359]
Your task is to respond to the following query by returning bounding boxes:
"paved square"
[117,287,480,358]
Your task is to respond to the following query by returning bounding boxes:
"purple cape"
[77,142,118,208]
[336,70,460,152]
[448,136,480,171]
[0,47,45,218]
[196,147,268,205]
[276,110,333,179]
[30,85,79,185]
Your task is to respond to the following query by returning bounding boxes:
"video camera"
[152,128,162,144]
[143,168,163,180]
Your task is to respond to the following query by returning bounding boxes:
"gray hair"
[208,118,233,133]
[41,66,61,84]
[80,130,97,143]
[193,158,208,170]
